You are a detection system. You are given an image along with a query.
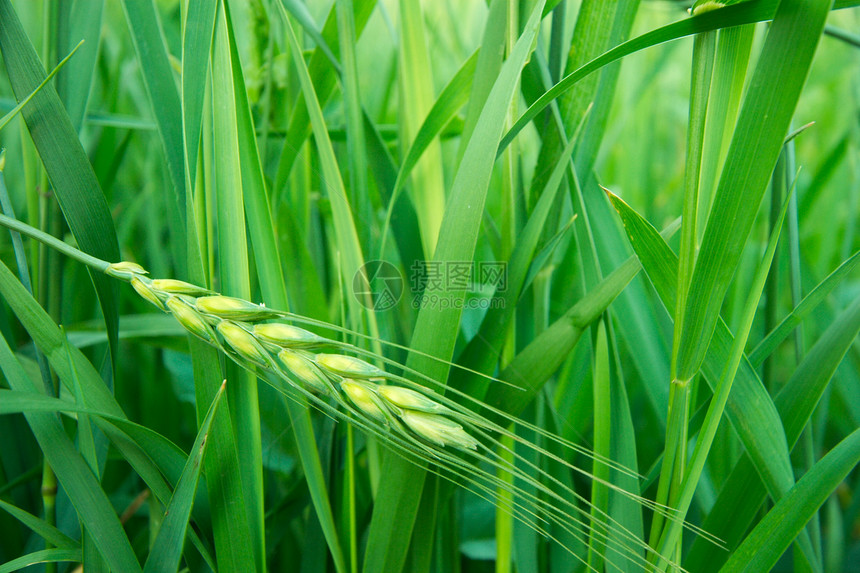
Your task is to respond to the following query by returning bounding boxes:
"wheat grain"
[104,261,702,571]
[110,262,485,451]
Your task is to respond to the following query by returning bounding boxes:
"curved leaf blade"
[676,0,832,379]
[143,381,225,573]
[0,0,121,378]
[720,428,860,573]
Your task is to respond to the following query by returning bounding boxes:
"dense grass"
[1,0,859,571]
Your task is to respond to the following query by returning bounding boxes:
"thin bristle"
[111,262,697,570]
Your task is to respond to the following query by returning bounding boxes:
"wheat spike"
[106,261,703,571]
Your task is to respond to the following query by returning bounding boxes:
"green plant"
[1,0,859,572]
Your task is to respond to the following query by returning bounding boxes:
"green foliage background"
[0,0,859,571]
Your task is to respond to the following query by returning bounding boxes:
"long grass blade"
[120,0,186,209]
[654,185,795,568]
[55,0,103,131]
[487,217,679,419]
[499,0,785,155]
[676,0,831,379]
[0,499,78,551]
[210,5,265,569]
[0,40,82,131]
[606,190,797,525]
[278,3,376,334]
[720,428,860,572]
[143,381,225,573]
[181,0,217,195]
[272,0,375,193]
[396,0,446,257]
[0,0,120,383]
[0,549,83,573]
[363,4,545,570]
[686,291,860,570]
[0,313,140,571]
[748,250,860,367]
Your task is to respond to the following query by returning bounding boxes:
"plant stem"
[41,462,57,573]
[654,179,796,571]
[652,28,715,564]
[1,163,63,573]
[0,213,111,273]
[346,425,358,573]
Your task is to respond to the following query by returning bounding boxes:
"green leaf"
[672,29,715,377]
[336,0,371,252]
[453,119,581,400]
[362,3,545,571]
[278,2,375,333]
[0,498,79,551]
[381,48,479,256]
[0,0,121,380]
[692,0,755,15]
[143,381,225,573]
[686,288,860,570]
[0,40,83,131]
[696,24,754,235]
[456,0,505,162]
[654,185,794,565]
[120,0,186,211]
[676,0,832,379]
[56,0,103,131]
[0,549,83,573]
[181,0,217,194]
[278,0,339,72]
[278,7,374,573]
[587,321,611,571]
[363,110,424,271]
[605,332,645,573]
[606,191,797,523]
[210,4,265,569]
[527,0,638,198]
[64,327,99,478]
[485,218,679,420]
[720,428,860,572]
[272,0,376,193]
[499,0,784,155]
[228,7,346,570]
[0,245,217,570]
[748,250,860,367]
[0,322,140,571]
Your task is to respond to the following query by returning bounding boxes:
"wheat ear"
[105,261,707,572]
[0,204,711,571]
[109,262,481,451]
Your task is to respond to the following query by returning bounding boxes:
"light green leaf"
[363,3,546,571]
[143,381,225,573]
[0,0,121,379]
[676,0,831,379]
[720,428,860,572]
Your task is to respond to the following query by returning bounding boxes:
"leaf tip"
[601,185,627,211]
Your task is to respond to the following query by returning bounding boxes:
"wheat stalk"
[110,261,483,451]
[0,209,716,570]
[104,260,716,572]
